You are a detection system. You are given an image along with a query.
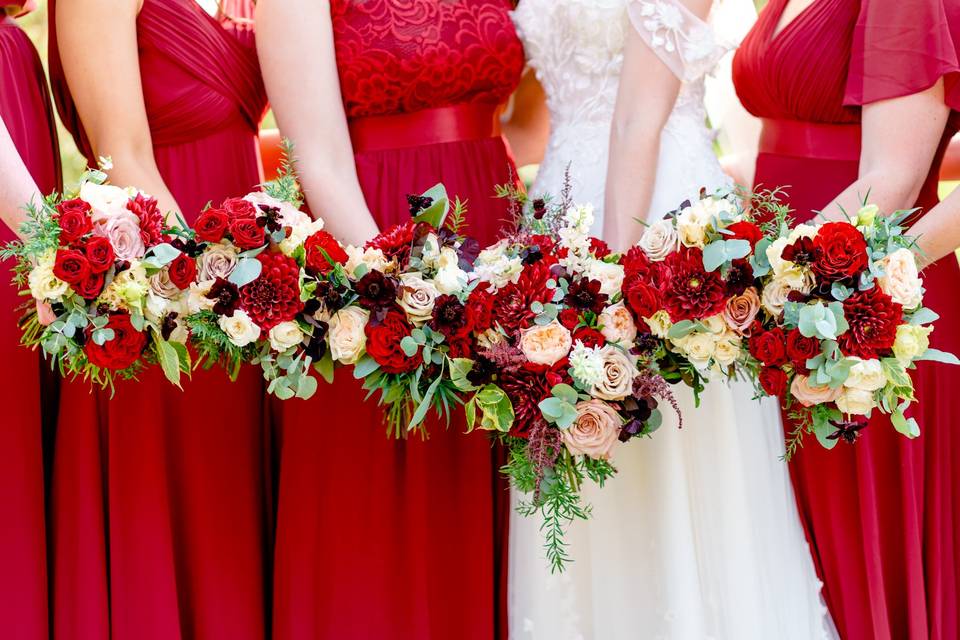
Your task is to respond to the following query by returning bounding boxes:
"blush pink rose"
[722,287,761,335]
[562,400,621,460]
[94,211,145,261]
[790,374,843,408]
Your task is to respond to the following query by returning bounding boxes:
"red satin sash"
[760,118,862,162]
[349,103,500,153]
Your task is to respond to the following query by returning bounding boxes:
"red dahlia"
[127,193,165,247]
[661,246,726,322]
[239,251,304,330]
[365,219,426,264]
[497,363,555,439]
[839,287,902,359]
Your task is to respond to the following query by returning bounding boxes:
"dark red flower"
[528,234,557,256]
[55,198,92,243]
[76,272,105,300]
[839,287,902,359]
[84,313,147,370]
[229,217,266,249]
[622,273,659,320]
[355,270,397,311]
[781,236,816,266]
[622,246,653,279]
[558,308,581,330]
[239,251,303,330]
[430,294,468,337]
[811,222,869,282]
[726,221,763,248]
[205,277,241,316]
[492,262,553,337]
[304,230,348,275]
[168,254,197,290]
[195,208,230,243]
[590,237,611,258]
[759,366,788,396]
[725,259,754,297]
[749,328,788,366]
[497,363,554,438]
[127,193,165,247]
[84,236,115,274]
[563,277,607,313]
[365,219,422,263]
[661,246,726,322]
[53,249,91,285]
[465,285,495,333]
[365,310,421,374]
[222,197,257,220]
[786,329,820,372]
[573,326,606,348]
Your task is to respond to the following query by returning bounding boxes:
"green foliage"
[262,139,305,208]
[184,311,249,379]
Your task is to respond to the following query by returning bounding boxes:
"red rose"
[839,287,902,359]
[786,329,820,372]
[811,222,869,282]
[759,367,788,396]
[590,237,611,258]
[222,197,257,219]
[661,246,726,322]
[304,230,348,274]
[84,313,147,370]
[195,208,230,242]
[84,236,115,274]
[466,285,495,332]
[76,272,105,300]
[239,251,304,330]
[365,310,421,374]
[573,326,606,348]
[55,198,93,243]
[726,221,763,248]
[168,254,197,290]
[622,273,660,320]
[229,217,266,249]
[53,249,91,285]
[558,308,581,330]
[749,328,788,366]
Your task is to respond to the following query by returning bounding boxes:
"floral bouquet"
[451,190,681,571]
[743,203,958,456]
[2,169,191,389]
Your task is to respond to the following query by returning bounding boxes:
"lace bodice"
[512,0,729,231]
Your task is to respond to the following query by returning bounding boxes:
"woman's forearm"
[0,118,42,240]
[603,121,660,252]
[103,149,181,220]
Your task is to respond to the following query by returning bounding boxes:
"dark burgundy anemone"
[563,278,608,314]
[206,277,241,316]
[354,270,397,311]
[430,294,467,336]
[781,236,816,266]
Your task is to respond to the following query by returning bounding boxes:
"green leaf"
[830,281,852,302]
[449,357,476,392]
[314,350,335,384]
[539,397,566,419]
[474,384,514,432]
[157,339,183,388]
[909,307,940,326]
[891,409,921,438]
[295,374,318,400]
[464,396,477,433]
[409,375,442,430]
[411,328,427,344]
[702,238,751,272]
[352,354,381,379]
[148,243,182,266]
[811,409,840,450]
[916,348,960,365]
[228,257,263,288]
[667,320,696,340]
[413,184,450,229]
[551,383,579,405]
[400,336,419,357]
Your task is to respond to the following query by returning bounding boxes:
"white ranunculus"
[432,266,468,295]
[219,309,261,347]
[269,321,305,353]
[328,306,369,364]
[836,387,876,416]
[676,202,711,248]
[243,191,313,230]
[844,358,887,392]
[344,245,393,277]
[644,310,673,339]
[893,324,933,365]
[638,218,678,261]
[280,217,325,257]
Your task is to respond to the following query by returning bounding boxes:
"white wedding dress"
[508,1,837,638]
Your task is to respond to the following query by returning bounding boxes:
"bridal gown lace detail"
[510,1,837,638]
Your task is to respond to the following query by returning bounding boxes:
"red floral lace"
[331,0,525,118]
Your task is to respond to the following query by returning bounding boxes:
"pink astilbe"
[526,416,562,500]
[634,372,683,429]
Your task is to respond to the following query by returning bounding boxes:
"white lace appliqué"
[630,0,729,83]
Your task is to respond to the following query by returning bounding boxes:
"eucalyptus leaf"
[352,354,381,379]
[228,257,263,288]
[909,307,940,326]
[400,336,419,357]
[916,348,960,365]
[149,243,182,267]
[551,383,579,405]
[667,320,697,340]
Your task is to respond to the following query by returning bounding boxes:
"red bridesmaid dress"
[0,3,61,638]
[47,1,270,638]
[733,1,960,638]
[270,2,524,638]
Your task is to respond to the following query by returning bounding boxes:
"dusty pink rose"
[722,287,760,335]
[36,301,56,326]
[94,211,145,261]
[562,400,621,460]
[519,319,572,366]
[790,374,843,408]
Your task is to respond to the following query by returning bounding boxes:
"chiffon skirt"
[271,135,516,640]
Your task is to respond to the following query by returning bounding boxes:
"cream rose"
[836,387,876,416]
[344,245,394,277]
[893,324,933,365]
[761,277,793,317]
[713,335,742,368]
[95,211,145,261]
[877,248,923,310]
[638,218,678,261]
[80,181,132,223]
[676,202,711,248]
[28,262,69,301]
[149,268,182,300]
[590,345,637,400]
[519,319,572,367]
[280,217,325,257]
[328,306,369,364]
[562,399,621,460]
[219,309,261,347]
[790,374,843,407]
[723,287,760,335]
[844,358,886,392]
[397,273,439,325]
[673,331,717,369]
[197,241,240,281]
[269,321,305,353]
[599,302,637,345]
[586,260,625,297]
[433,266,468,295]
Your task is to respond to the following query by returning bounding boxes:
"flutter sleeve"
[627,0,730,83]
[844,0,960,111]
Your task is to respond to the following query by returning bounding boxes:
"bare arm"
[501,68,550,168]
[907,185,960,267]
[57,0,180,219]
[820,82,949,220]
[603,0,713,253]
[0,117,41,241]
[256,0,378,246]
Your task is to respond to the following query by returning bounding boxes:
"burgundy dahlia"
[839,287,902,359]
[497,364,554,439]
[127,193,165,247]
[492,262,553,337]
[661,246,726,322]
[365,219,421,263]
[239,252,303,330]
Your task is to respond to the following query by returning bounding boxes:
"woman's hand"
[908,185,960,268]
[0,116,41,242]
